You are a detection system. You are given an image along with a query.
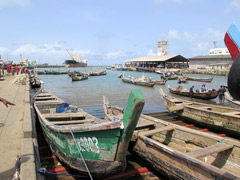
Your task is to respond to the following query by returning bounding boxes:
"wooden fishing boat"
[161,75,178,80]
[225,91,240,108]
[130,114,240,180]
[90,70,107,76]
[152,79,167,85]
[121,75,155,87]
[168,85,218,100]
[179,77,188,83]
[118,73,123,78]
[186,76,213,83]
[159,88,240,136]
[34,89,145,178]
[30,73,42,88]
[72,75,88,81]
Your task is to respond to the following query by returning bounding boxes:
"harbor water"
[37,67,228,118]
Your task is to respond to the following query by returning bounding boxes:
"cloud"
[229,0,240,9]
[158,27,226,56]
[0,47,9,53]
[9,42,127,65]
[147,49,156,56]
[0,0,31,9]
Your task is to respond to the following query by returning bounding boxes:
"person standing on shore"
[16,65,19,75]
[189,86,194,98]
[7,65,10,74]
[0,97,15,107]
[11,65,15,76]
[218,85,226,103]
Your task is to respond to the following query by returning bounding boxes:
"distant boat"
[121,75,155,87]
[168,85,218,100]
[152,79,167,85]
[186,76,213,83]
[72,75,88,81]
[65,49,87,67]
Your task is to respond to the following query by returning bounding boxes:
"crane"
[66,49,75,60]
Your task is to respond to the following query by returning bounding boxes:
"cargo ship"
[64,49,88,67]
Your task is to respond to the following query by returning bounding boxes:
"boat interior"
[139,123,240,177]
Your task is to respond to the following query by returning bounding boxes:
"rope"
[69,127,93,180]
[33,142,88,179]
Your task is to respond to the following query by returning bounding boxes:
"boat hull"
[186,77,213,83]
[130,116,240,180]
[39,119,124,177]
[169,86,218,100]
[160,88,240,136]
[65,60,87,67]
[34,89,145,177]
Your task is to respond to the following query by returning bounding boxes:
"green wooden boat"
[34,89,144,178]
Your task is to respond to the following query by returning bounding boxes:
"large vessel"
[64,49,87,67]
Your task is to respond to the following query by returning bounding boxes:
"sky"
[0,0,239,66]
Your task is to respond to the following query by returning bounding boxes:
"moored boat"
[225,91,240,108]
[121,75,155,87]
[168,85,218,100]
[186,76,213,83]
[159,88,240,136]
[130,114,240,180]
[34,89,145,178]
[71,75,88,81]
[152,79,167,85]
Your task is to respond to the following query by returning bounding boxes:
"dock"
[0,75,37,180]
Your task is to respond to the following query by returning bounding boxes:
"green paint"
[41,121,121,161]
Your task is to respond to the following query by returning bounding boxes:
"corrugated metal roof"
[125,55,180,62]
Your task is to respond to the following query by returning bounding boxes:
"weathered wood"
[139,126,174,137]
[159,87,240,136]
[51,119,94,125]
[168,104,184,112]
[186,143,233,159]
[135,118,155,129]
[43,112,85,119]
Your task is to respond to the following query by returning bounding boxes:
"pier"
[0,75,37,180]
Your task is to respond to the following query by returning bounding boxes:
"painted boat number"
[77,137,100,154]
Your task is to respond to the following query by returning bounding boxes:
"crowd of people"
[0,64,30,108]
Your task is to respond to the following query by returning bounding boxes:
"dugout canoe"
[185,76,213,83]
[130,114,240,180]
[168,85,218,100]
[34,89,145,178]
[159,88,240,136]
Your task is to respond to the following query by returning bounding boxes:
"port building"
[188,41,233,70]
[124,41,189,69]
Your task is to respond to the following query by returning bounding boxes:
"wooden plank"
[51,119,94,125]
[169,104,184,112]
[43,112,85,118]
[186,143,233,159]
[136,118,155,129]
[139,126,175,137]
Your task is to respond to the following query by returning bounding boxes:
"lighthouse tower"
[158,41,168,56]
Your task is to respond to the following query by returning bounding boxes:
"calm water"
[38,67,228,118]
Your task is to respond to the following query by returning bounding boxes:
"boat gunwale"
[34,100,122,133]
